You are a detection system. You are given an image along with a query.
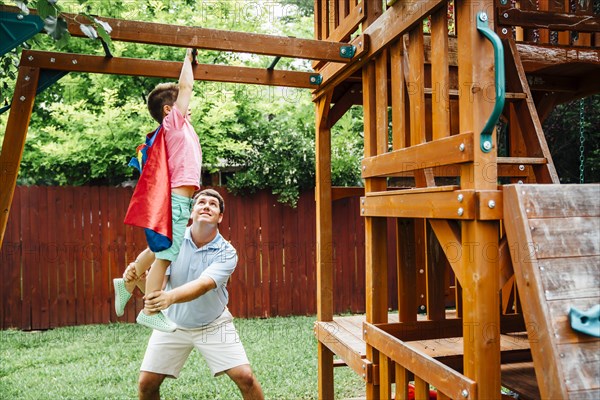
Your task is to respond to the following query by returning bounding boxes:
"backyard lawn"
[1,315,364,399]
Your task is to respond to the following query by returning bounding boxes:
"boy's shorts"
[155,193,193,262]
[140,309,250,378]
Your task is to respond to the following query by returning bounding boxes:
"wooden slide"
[503,184,600,399]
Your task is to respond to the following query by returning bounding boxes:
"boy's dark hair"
[147,83,178,123]
[194,189,225,214]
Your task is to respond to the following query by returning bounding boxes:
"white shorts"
[140,309,250,378]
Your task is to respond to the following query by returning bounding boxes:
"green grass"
[0,315,365,399]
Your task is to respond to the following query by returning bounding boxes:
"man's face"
[192,195,223,226]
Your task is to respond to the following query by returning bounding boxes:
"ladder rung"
[498,157,547,165]
[365,185,459,197]
[422,88,526,99]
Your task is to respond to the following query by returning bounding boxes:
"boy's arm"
[173,48,195,115]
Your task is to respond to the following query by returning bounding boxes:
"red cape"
[124,126,172,252]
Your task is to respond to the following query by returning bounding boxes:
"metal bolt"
[359,7,362,13]
[488,200,496,209]
[483,141,492,151]
[419,269,424,274]
[457,194,464,202]
[479,13,488,22]
[503,12,509,18]
[519,164,525,171]
[559,353,565,358]
[72,59,78,64]
[341,48,346,55]
[24,76,30,81]
[518,180,524,184]
[458,207,464,216]
[361,208,365,214]
[19,96,26,101]
[50,57,56,63]
[502,28,508,34]
[362,364,365,370]
[361,199,365,205]
[364,329,367,335]
[362,165,366,170]
[358,41,363,48]
[28,55,34,61]
[420,305,426,310]
[462,389,469,398]
[362,373,366,378]
[17,14,24,20]
[459,143,465,152]
[310,76,316,83]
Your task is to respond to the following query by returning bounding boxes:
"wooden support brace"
[0,66,39,249]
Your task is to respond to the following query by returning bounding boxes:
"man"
[124,188,264,400]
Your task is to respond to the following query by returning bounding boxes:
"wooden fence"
[1,186,407,330]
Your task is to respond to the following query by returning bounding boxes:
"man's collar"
[185,227,222,250]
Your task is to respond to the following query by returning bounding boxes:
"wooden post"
[457,1,501,399]
[0,66,40,249]
[362,55,388,399]
[315,91,334,400]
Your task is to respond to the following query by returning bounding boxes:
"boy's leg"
[136,258,176,332]
[125,248,155,292]
[141,258,170,316]
[114,248,154,317]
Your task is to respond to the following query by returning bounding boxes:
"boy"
[113,48,201,332]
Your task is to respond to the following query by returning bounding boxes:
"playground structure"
[0,1,599,399]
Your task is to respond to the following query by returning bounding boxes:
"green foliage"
[0,0,366,206]
[0,317,365,399]
[20,83,151,185]
[542,94,600,183]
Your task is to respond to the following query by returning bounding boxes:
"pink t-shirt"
[162,106,202,190]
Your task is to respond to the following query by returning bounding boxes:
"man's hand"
[144,290,174,313]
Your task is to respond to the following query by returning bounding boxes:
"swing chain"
[579,98,585,184]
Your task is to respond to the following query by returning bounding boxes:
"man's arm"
[168,275,216,304]
[144,275,216,312]
[173,48,195,115]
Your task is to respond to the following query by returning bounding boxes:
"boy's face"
[192,195,223,226]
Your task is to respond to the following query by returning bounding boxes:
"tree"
[0,0,365,207]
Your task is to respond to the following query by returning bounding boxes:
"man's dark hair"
[194,189,225,214]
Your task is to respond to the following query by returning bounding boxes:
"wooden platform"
[315,312,540,399]
[504,184,600,400]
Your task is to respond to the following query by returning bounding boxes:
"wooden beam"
[516,43,600,73]
[428,220,464,286]
[315,91,334,400]
[0,66,39,249]
[498,8,600,33]
[313,0,445,99]
[362,188,476,220]
[361,132,474,178]
[456,2,501,398]
[0,5,355,63]
[20,50,316,89]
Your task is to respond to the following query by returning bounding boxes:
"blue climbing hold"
[569,304,600,338]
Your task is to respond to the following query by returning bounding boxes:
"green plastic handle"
[476,12,505,153]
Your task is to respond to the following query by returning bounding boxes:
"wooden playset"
[1,1,599,399]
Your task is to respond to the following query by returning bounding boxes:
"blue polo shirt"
[165,228,237,328]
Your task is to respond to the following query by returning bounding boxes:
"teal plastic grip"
[569,305,600,338]
[476,12,505,153]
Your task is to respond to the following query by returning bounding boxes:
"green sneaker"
[136,311,177,332]
[113,278,132,317]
